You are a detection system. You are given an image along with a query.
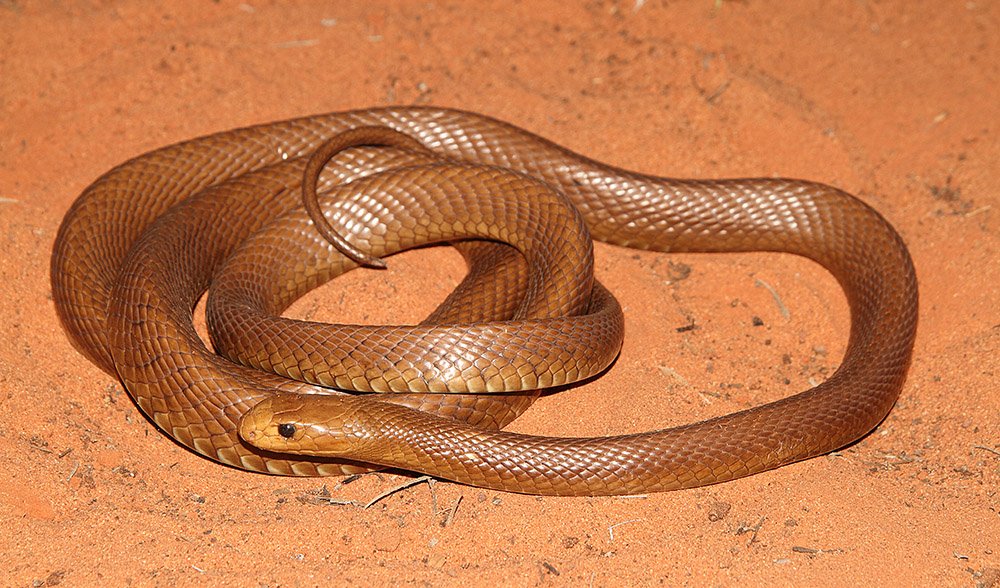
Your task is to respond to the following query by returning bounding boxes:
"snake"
[50,107,918,496]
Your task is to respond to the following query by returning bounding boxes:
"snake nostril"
[277,423,296,439]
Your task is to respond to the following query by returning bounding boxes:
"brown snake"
[51,107,918,495]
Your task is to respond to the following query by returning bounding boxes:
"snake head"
[239,393,365,456]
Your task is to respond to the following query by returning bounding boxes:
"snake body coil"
[51,107,918,495]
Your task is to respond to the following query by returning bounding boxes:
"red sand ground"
[1,1,997,586]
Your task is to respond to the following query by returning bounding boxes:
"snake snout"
[238,397,275,446]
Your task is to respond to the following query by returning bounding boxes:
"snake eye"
[277,423,296,439]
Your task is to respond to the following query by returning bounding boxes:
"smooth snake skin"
[50,107,918,495]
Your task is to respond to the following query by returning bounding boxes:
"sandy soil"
[1,1,997,586]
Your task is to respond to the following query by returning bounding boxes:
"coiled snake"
[51,107,918,495]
